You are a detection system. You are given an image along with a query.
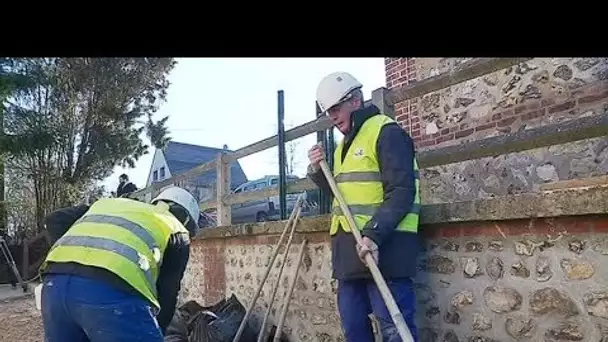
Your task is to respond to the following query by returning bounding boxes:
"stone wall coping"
[194,184,608,241]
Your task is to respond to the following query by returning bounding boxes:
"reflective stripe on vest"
[329,114,421,236]
[42,198,188,309]
[53,234,157,287]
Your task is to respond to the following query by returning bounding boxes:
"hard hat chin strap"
[182,214,190,227]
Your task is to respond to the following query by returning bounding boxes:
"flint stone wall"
[180,185,608,341]
[385,58,608,204]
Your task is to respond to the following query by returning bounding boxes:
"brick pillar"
[384,58,421,141]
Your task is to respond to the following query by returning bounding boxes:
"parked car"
[230,175,313,224]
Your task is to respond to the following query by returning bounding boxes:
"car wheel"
[256,212,268,222]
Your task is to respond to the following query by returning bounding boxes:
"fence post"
[371,87,395,118]
[21,240,29,280]
[277,90,287,220]
[216,152,231,226]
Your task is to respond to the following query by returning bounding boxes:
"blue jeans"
[42,273,163,342]
[337,278,418,342]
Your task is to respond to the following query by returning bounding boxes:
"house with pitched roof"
[145,141,248,203]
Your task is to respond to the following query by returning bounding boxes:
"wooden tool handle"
[319,160,415,342]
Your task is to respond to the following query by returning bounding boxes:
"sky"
[103,58,387,193]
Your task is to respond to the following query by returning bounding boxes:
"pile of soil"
[0,296,44,342]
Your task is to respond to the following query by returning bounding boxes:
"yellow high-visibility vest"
[41,198,189,309]
[329,114,421,235]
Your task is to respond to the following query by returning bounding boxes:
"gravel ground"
[0,296,44,342]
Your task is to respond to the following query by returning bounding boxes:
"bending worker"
[307,72,421,341]
[39,186,200,342]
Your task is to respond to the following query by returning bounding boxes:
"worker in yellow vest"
[307,72,421,342]
[39,186,200,342]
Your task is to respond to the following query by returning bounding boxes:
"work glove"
[356,236,379,267]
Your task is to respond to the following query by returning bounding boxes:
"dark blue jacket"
[307,104,421,281]
[42,203,190,334]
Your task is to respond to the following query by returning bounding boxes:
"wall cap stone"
[194,184,608,240]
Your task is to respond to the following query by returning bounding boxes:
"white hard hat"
[152,186,200,227]
[316,72,363,113]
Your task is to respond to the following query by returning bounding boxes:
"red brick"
[455,128,474,139]
[578,90,608,104]
[440,225,461,237]
[417,140,435,148]
[574,84,608,96]
[503,110,514,117]
[462,222,505,237]
[411,129,421,137]
[548,101,576,113]
[533,218,558,235]
[557,217,593,234]
[421,227,441,239]
[396,76,408,84]
[507,220,533,235]
[461,223,484,236]
[440,128,450,135]
[460,123,470,131]
[396,113,408,122]
[592,216,608,232]
[521,109,545,121]
[411,123,420,131]
[492,112,502,121]
[514,105,527,114]
[436,133,454,144]
[498,116,518,127]
[541,98,556,107]
[475,122,497,132]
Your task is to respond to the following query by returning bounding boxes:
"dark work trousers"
[41,273,163,342]
[337,277,418,342]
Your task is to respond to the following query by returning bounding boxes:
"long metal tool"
[256,201,303,342]
[272,238,308,342]
[232,193,306,342]
[319,160,414,342]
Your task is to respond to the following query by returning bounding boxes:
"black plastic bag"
[164,310,189,342]
[189,294,257,342]
[165,294,288,342]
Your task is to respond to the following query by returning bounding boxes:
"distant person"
[116,173,138,198]
[40,186,200,341]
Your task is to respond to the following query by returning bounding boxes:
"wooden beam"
[130,117,332,199]
[388,58,533,105]
[151,111,608,206]
[201,113,608,208]
[229,116,332,161]
[540,175,608,192]
[418,112,608,168]
[215,152,231,226]
[132,59,530,199]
